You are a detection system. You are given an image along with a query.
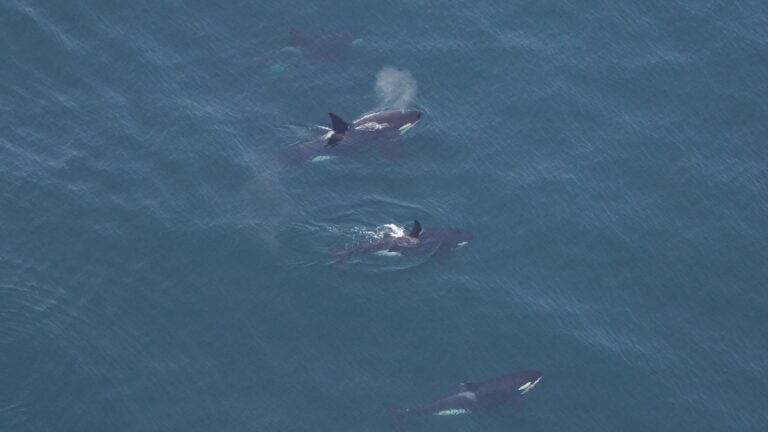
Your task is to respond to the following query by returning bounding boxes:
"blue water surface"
[2,1,767,431]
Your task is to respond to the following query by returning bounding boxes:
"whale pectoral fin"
[328,113,349,134]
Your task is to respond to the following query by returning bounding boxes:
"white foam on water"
[351,223,402,241]
[349,224,407,257]
[434,409,470,416]
[382,223,406,237]
[374,250,402,257]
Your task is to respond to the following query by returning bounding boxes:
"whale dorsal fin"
[460,382,479,391]
[408,220,421,238]
[329,113,349,134]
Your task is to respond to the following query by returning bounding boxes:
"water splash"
[374,67,417,108]
[381,223,406,237]
[351,223,406,241]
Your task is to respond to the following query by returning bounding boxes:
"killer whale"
[390,370,542,421]
[285,109,422,164]
[324,109,422,145]
[331,220,471,263]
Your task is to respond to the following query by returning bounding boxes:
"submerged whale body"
[267,27,367,73]
[390,370,542,421]
[287,27,367,60]
[331,220,471,263]
[285,109,422,164]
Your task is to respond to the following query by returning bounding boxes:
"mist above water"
[374,66,417,108]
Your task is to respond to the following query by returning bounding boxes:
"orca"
[286,27,366,60]
[324,109,422,145]
[284,109,422,164]
[390,370,542,421]
[268,27,367,74]
[331,220,471,263]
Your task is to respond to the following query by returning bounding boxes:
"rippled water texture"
[2,1,767,431]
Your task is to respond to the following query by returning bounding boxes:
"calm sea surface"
[2,1,767,431]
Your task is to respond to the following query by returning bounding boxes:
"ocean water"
[2,1,767,431]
